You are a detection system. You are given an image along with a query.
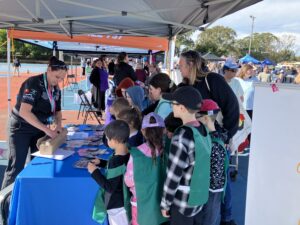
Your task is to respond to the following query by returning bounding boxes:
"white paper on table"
[31,149,75,160]
[67,131,89,140]
[66,140,88,148]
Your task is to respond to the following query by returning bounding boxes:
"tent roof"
[239,54,261,64]
[0,0,262,37]
[202,52,225,61]
[21,39,160,55]
[10,30,168,51]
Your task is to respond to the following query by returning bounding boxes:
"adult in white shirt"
[236,64,258,120]
[222,61,244,103]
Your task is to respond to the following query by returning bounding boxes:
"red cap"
[199,99,220,115]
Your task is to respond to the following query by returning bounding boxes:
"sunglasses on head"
[171,101,180,106]
[51,64,68,70]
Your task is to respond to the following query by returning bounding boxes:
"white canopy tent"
[0,0,261,37]
[1,0,262,114]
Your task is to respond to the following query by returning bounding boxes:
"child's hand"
[87,162,97,174]
[90,158,101,165]
[161,209,170,218]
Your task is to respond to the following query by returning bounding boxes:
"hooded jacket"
[126,86,145,111]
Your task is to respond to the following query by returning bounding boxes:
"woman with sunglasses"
[1,56,68,189]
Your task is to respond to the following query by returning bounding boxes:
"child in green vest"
[196,99,228,225]
[161,86,212,225]
[124,112,167,225]
[88,120,130,225]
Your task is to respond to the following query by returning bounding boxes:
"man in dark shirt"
[113,52,137,86]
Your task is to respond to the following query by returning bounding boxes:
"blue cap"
[223,60,239,70]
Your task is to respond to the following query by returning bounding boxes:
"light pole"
[248,15,256,55]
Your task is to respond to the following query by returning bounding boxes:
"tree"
[195,26,237,56]
[235,32,279,60]
[0,29,52,61]
[0,29,7,57]
[274,34,297,62]
[175,31,195,55]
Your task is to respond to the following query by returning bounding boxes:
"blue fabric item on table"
[9,124,111,225]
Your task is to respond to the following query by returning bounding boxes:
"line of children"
[88,86,229,225]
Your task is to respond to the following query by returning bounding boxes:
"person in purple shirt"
[90,58,109,116]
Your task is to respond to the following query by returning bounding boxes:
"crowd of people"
[79,51,241,225]
[4,50,300,225]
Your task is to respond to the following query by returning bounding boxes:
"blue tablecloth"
[9,125,111,225]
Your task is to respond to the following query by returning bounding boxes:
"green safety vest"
[175,125,212,206]
[92,163,131,224]
[130,147,168,225]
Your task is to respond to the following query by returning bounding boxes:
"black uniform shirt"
[14,74,61,124]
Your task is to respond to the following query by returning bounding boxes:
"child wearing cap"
[87,120,131,225]
[161,86,212,224]
[124,112,167,225]
[196,99,228,225]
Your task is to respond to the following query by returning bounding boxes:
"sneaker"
[220,220,237,225]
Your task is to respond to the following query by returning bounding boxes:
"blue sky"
[193,0,300,54]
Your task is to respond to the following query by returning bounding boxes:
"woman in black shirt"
[1,56,68,189]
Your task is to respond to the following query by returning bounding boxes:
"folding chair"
[77,90,90,119]
[0,183,14,225]
[66,74,79,91]
[77,90,102,125]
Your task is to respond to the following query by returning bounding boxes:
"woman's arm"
[19,103,57,138]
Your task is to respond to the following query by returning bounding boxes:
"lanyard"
[43,73,56,114]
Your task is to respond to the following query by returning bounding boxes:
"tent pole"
[149,50,152,64]
[163,51,167,69]
[7,29,11,116]
[167,26,176,77]
[71,55,73,74]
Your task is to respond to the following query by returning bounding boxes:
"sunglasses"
[196,113,205,119]
[228,69,237,72]
[171,101,180,106]
[51,64,68,70]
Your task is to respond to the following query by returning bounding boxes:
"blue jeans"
[221,150,233,222]
[199,191,222,225]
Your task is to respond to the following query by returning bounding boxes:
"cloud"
[207,0,300,54]
[213,0,300,34]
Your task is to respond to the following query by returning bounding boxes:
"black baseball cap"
[163,86,202,110]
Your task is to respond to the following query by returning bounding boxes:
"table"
[9,125,111,225]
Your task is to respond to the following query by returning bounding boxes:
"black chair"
[0,183,14,225]
[77,90,90,119]
[77,90,102,125]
